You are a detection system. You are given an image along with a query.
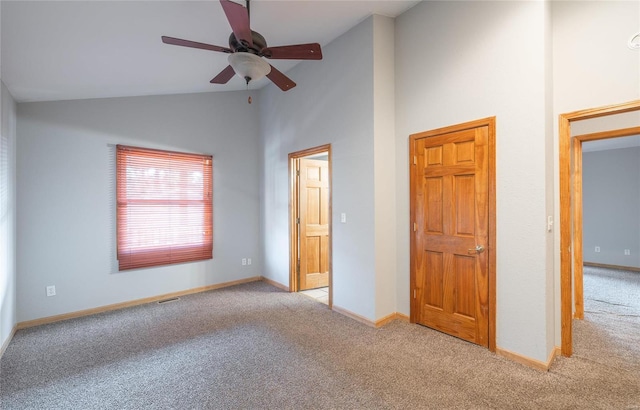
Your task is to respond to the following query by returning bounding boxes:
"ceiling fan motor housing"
[162,0,321,91]
[229,31,267,55]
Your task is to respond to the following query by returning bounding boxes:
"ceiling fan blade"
[266,64,296,92]
[210,65,236,84]
[162,36,232,53]
[220,0,253,48]
[262,43,323,60]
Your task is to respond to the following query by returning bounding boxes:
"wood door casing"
[299,158,329,290]
[410,118,495,349]
[559,102,640,357]
[571,127,640,317]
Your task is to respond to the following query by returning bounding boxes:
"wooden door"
[410,123,490,347]
[299,158,329,290]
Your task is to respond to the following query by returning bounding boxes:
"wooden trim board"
[332,306,409,328]
[572,138,584,320]
[261,276,290,291]
[559,99,640,357]
[496,346,561,372]
[394,313,411,323]
[575,126,640,143]
[559,113,573,357]
[570,126,640,320]
[0,325,17,359]
[332,306,378,327]
[375,312,410,327]
[288,144,333,308]
[336,308,562,372]
[17,277,262,329]
[583,262,640,273]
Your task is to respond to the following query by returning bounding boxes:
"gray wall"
[552,0,640,344]
[7,0,640,366]
[1,81,17,349]
[259,15,399,321]
[16,91,261,322]
[583,147,640,268]
[259,17,378,319]
[395,1,554,362]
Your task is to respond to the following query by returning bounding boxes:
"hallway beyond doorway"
[299,287,328,305]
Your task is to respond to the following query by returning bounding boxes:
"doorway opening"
[559,100,640,356]
[571,127,640,320]
[289,144,332,307]
[567,125,640,371]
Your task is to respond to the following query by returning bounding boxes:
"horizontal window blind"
[116,145,212,270]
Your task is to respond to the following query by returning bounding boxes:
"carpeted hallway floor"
[1,270,639,409]
[573,266,640,374]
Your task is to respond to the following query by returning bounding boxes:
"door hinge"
[296,170,300,176]
[296,217,300,224]
[297,259,300,273]
[413,222,417,232]
[413,289,416,299]
[413,156,417,165]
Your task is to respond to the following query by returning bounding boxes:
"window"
[116,145,212,270]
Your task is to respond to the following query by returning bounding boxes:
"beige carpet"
[1,276,639,409]
[571,266,640,373]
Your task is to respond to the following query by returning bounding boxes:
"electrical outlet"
[341,213,346,223]
[624,249,631,256]
[247,258,252,265]
[46,285,56,297]
[242,258,247,266]
[595,246,600,253]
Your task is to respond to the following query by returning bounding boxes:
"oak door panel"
[411,126,489,347]
[299,158,329,290]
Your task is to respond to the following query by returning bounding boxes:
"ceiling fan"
[162,0,323,92]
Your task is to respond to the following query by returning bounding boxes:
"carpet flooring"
[574,266,640,374]
[1,274,639,409]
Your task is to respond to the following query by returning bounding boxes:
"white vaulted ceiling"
[1,0,420,102]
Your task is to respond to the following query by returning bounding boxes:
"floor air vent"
[157,297,180,304]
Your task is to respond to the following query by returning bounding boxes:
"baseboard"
[496,346,561,371]
[395,313,410,322]
[375,312,410,327]
[332,306,376,327]
[17,276,262,329]
[583,262,640,273]
[332,306,409,328]
[258,279,409,327]
[0,325,18,359]
[260,276,289,291]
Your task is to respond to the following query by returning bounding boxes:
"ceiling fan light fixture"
[228,52,271,83]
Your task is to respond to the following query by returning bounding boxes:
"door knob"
[468,245,485,254]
